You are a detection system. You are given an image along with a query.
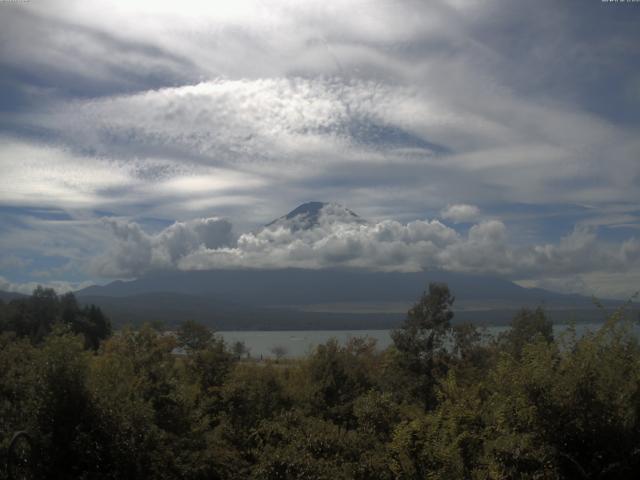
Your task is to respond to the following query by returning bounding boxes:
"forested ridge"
[1,284,639,479]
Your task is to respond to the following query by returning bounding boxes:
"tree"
[79,303,112,350]
[24,286,59,343]
[391,282,455,408]
[270,345,288,361]
[303,338,376,427]
[32,331,92,477]
[0,289,111,349]
[232,340,249,359]
[499,306,553,358]
[63,294,111,350]
[220,363,290,435]
[177,320,214,351]
[175,321,234,392]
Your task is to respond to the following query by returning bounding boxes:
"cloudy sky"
[1,0,639,298]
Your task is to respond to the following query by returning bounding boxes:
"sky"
[0,0,639,298]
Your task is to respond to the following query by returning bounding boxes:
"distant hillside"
[77,291,622,331]
[77,292,403,330]
[76,268,602,308]
[0,290,27,302]
[74,269,626,330]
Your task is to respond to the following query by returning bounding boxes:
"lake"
[218,322,635,358]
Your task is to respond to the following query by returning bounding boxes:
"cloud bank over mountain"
[90,217,235,278]
[80,204,640,300]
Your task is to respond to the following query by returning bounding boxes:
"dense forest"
[1,284,639,479]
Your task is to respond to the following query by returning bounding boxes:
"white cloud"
[9,69,637,221]
[88,206,640,299]
[90,216,234,277]
[0,138,138,208]
[440,204,480,223]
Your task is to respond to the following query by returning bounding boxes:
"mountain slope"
[0,290,28,302]
[76,288,619,331]
[76,268,606,309]
[77,291,403,330]
[265,201,365,230]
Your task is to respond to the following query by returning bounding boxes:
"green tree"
[0,333,38,458]
[177,320,215,351]
[391,282,455,408]
[231,340,249,359]
[253,410,394,480]
[303,337,377,427]
[31,330,92,478]
[60,292,111,350]
[499,306,553,358]
[0,289,111,349]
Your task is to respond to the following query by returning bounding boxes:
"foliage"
[1,286,640,479]
[0,287,110,348]
[498,306,554,358]
[391,282,455,408]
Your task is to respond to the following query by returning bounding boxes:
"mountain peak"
[284,201,330,220]
[266,202,362,230]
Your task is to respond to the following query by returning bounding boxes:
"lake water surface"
[219,322,635,358]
